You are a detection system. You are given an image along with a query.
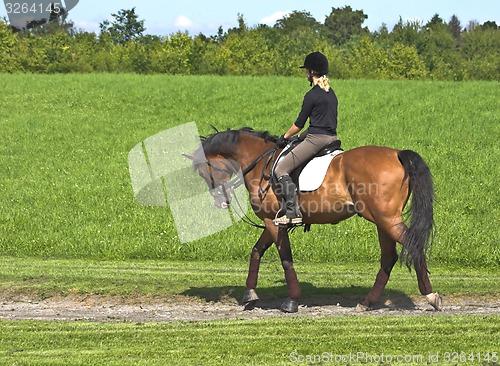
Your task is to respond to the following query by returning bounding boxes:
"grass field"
[0,75,499,365]
[1,315,498,365]
[1,74,498,266]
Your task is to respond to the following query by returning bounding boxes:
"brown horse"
[184,127,442,313]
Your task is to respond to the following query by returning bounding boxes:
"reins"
[218,145,280,229]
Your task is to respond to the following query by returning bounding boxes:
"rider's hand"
[276,135,289,148]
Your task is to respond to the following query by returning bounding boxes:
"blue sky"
[2,0,499,36]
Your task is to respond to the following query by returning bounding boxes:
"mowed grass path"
[0,257,499,366]
[1,257,499,300]
[0,74,499,265]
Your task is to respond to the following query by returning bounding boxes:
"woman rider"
[274,51,339,226]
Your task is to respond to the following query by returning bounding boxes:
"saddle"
[272,139,343,192]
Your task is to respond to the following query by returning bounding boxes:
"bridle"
[204,145,280,229]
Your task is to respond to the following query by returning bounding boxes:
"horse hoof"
[242,289,259,306]
[281,298,299,313]
[426,292,443,311]
[355,303,371,312]
[243,301,258,310]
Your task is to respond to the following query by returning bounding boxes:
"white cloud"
[260,11,290,26]
[175,15,193,28]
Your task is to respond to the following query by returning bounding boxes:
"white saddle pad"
[298,150,343,192]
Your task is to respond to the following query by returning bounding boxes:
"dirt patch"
[1,294,499,322]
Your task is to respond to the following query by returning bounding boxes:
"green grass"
[1,257,498,301]
[0,75,499,266]
[0,316,499,365]
[0,257,499,366]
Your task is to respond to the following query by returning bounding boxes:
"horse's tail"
[397,150,435,271]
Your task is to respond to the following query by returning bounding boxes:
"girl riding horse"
[274,52,339,226]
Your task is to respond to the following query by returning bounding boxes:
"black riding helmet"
[300,51,329,76]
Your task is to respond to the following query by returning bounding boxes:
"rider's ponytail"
[317,75,330,92]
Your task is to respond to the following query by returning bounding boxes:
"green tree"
[272,27,331,76]
[263,10,329,76]
[24,6,75,35]
[2,6,498,80]
[458,23,499,80]
[71,31,99,72]
[480,21,499,30]
[324,6,368,45]
[274,10,322,34]
[99,7,145,44]
[162,31,195,74]
[0,19,20,72]
[462,26,500,59]
[372,23,390,43]
[16,34,50,72]
[225,13,247,36]
[421,25,460,79]
[448,15,462,40]
[424,14,446,31]
[344,36,383,78]
[189,33,213,74]
[390,18,425,52]
[383,43,427,79]
[214,26,277,75]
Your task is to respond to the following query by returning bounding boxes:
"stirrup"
[274,214,302,226]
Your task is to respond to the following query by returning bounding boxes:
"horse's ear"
[182,153,195,161]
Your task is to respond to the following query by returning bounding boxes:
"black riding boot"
[274,175,302,226]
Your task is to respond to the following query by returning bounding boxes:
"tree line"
[0,6,499,80]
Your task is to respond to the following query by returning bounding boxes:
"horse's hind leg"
[357,226,399,311]
[400,240,442,310]
[416,256,443,311]
[242,224,274,309]
[388,223,442,311]
[359,221,442,311]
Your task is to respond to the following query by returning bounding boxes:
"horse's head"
[186,154,238,209]
[183,128,277,209]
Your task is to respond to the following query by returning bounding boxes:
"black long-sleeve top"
[294,85,338,136]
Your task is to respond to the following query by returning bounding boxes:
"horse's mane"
[198,127,278,157]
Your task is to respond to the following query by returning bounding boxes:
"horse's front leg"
[242,225,274,308]
[276,226,301,313]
